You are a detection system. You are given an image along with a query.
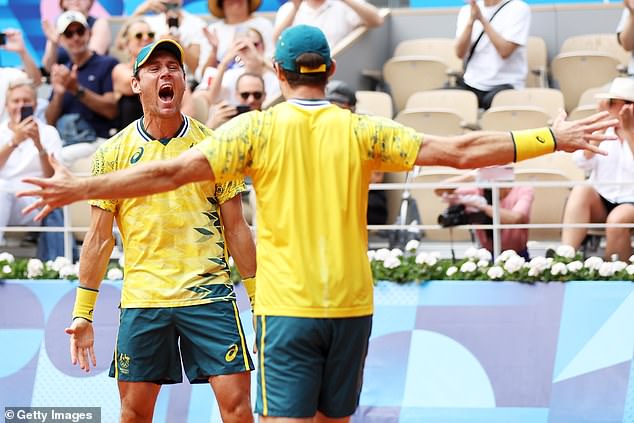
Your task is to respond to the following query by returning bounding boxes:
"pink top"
[455,186,534,253]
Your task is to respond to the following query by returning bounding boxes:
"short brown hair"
[281,53,330,89]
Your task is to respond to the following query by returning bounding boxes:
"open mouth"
[158,84,174,102]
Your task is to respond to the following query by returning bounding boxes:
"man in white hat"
[45,10,118,166]
[562,77,634,260]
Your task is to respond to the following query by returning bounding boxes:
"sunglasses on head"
[63,26,87,39]
[134,31,155,40]
[240,91,263,100]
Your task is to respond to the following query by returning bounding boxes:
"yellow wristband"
[242,276,256,310]
[72,286,99,322]
[510,127,556,162]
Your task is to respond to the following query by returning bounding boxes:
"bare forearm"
[417,131,515,169]
[19,50,42,86]
[78,228,115,289]
[184,44,200,75]
[481,21,518,58]
[273,6,299,43]
[79,91,118,120]
[42,41,58,72]
[225,223,256,278]
[619,14,634,51]
[455,22,474,59]
[343,0,384,27]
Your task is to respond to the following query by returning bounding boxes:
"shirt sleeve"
[495,1,531,46]
[354,115,423,172]
[455,4,471,38]
[274,2,294,27]
[195,112,259,183]
[215,179,247,205]
[618,8,630,33]
[88,140,119,212]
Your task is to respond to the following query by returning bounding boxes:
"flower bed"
[369,241,634,283]
[0,252,123,280]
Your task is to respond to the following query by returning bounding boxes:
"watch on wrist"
[76,85,86,99]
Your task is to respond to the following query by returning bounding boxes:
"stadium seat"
[513,151,585,181]
[480,106,551,131]
[393,38,462,76]
[551,52,620,111]
[395,108,465,136]
[69,157,94,242]
[404,90,478,129]
[513,168,572,241]
[356,90,394,118]
[383,56,449,111]
[490,88,565,120]
[409,168,471,241]
[526,36,548,88]
[560,33,630,70]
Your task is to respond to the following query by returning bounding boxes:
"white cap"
[56,11,88,35]
[595,77,634,103]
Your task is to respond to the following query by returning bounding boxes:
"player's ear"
[131,76,141,95]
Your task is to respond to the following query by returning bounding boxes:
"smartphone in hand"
[0,33,6,46]
[20,105,34,122]
[236,105,251,115]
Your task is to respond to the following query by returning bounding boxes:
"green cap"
[133,39,184,76]
[274,25,331,74]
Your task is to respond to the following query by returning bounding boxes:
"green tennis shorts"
[110,301,253,383]
[255,315,372,418]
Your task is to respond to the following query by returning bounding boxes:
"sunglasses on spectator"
[609,98,634,105]
[134,31,155,40]
[63,26,87,38]
[240,91,263,100]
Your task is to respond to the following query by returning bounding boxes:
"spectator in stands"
[42,0,112,72]
[192,28,279,116]
[273,0,384,48]
[0,30,42,118]
[453,0,531,109]
[45,11,118,167]
[617,0,634,74]
[202,0,274,71]
[112,18,155,129]
[207,72,266,129]
[326,80,389,225]
[132,0,207,79]
[0,79,67,260]
[435,170,534,258]
[562,77,634,260]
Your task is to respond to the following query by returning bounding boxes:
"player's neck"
[142,114,184,140]
[284,85,327,101]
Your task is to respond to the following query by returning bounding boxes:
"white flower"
[503,255,525,273]
[0,252,15,263]
[51,256,72,272]
[487,266,504,279]
[107,268,124,280]
[629,255,634,264]
[2,265,11,274]
[495,250,518,264]
[27,259,44,279]
[477,260,489,268]
[118,255,125,268]
[383,256,401,269]
[59,264,77,279]
[529,256,549,273]
[566,261,583,273]
[424,254,438,266]
[556,245,576,259]
[528,267,540,277]
[599,262,615,277]
[460,261,477,273]
[228,256,235,267]
[551,262,568,276]
[626,264,634,275]
[477,248,492,263]
[464,247,479,260]
[584,256,603,271]
[405,240,420,252]
[613,261,627,273]
[415,252,428,265]
[446,266,458,277]
[390,248,403,257]
[367,250,376,261]
[374,248,391,261]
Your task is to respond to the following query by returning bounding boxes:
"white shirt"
[275,0,363,48]
[201,16,274,67]
[617,9,634,74]
[573,127,634,203]
[145,11,208,75]
[456,0,530,91]
[0,118,63,191]
[0,68,28,118]
[198,66,281,105]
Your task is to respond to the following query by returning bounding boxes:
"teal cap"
[133,39,184,76]
[274,25,331,73]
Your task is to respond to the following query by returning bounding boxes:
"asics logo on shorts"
[225,344,238,362]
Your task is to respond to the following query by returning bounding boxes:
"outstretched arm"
[19,146,214,220]
[66,206,116,373]
[416,110,618,169]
